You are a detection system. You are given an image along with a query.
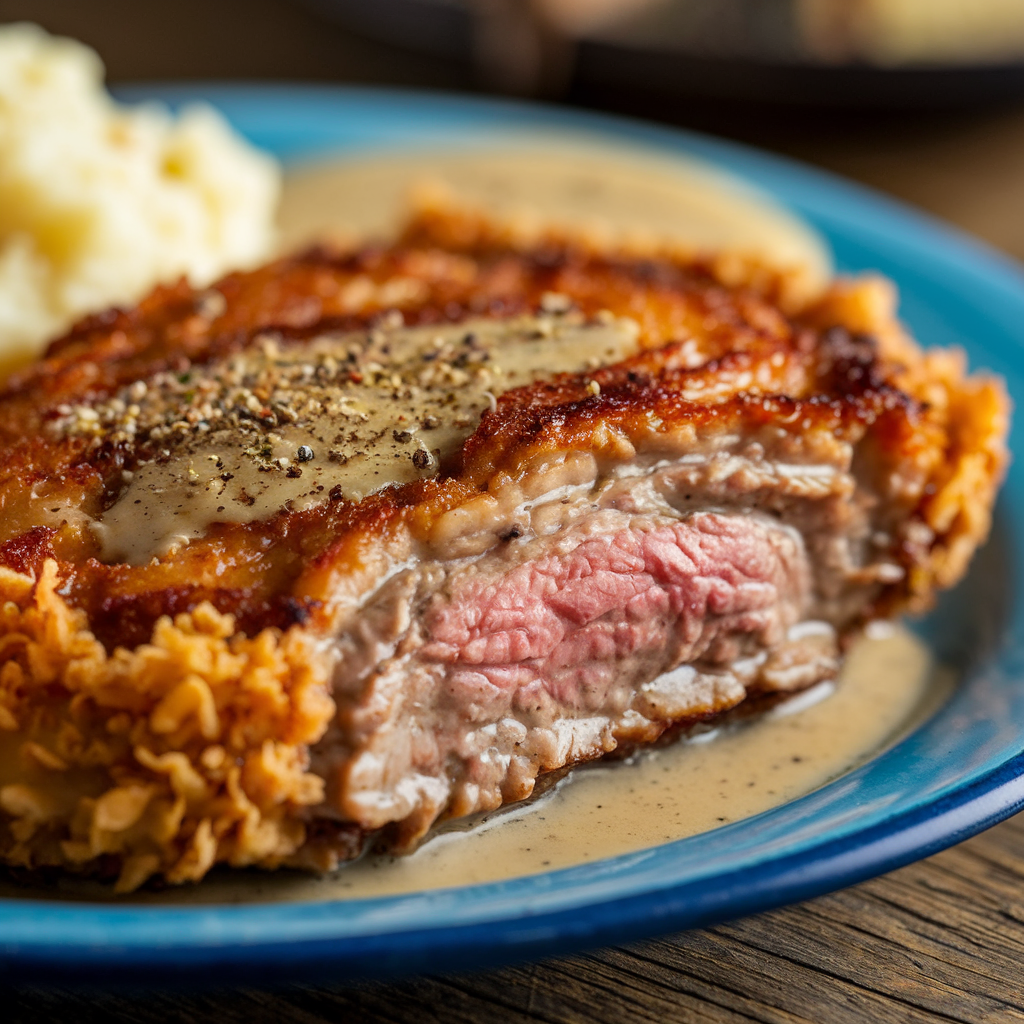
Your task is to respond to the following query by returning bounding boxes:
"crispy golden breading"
[0,206,1009,891]
[0,562,334,890]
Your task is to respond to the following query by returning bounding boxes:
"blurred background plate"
[302,0,1024,106]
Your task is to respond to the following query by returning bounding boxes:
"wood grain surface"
[3,2,1024,1021]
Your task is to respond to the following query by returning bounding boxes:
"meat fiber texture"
[0,199,1008,890]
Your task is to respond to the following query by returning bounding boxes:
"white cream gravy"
[81,141,830,566]
[79,311,638,564]
[277,142,831,295]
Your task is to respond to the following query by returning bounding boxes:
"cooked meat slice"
[0,206,1008,890]
[325,508,816,847]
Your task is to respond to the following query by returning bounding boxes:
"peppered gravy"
[73,311,639,564]
[306,624,941,901]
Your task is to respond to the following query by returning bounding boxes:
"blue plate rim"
[3,84,1023,985]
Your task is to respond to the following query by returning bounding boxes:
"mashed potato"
[0,24,280,375]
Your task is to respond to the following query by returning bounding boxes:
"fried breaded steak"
[0,203,1008,891]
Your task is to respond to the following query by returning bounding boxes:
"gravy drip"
[300,626,941,902]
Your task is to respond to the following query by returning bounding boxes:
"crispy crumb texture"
[0,561,333,892]
[801,275,1010,605]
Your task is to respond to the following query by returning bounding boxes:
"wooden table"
[3,1,1024,1020]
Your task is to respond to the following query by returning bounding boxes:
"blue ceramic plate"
[2,87,1021,986]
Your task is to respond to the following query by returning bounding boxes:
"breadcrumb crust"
[804,275,1010,607]
[0,561,334,892]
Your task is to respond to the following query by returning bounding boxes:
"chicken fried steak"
[0,207,1008,891]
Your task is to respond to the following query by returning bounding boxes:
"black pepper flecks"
[54,314,638,520]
